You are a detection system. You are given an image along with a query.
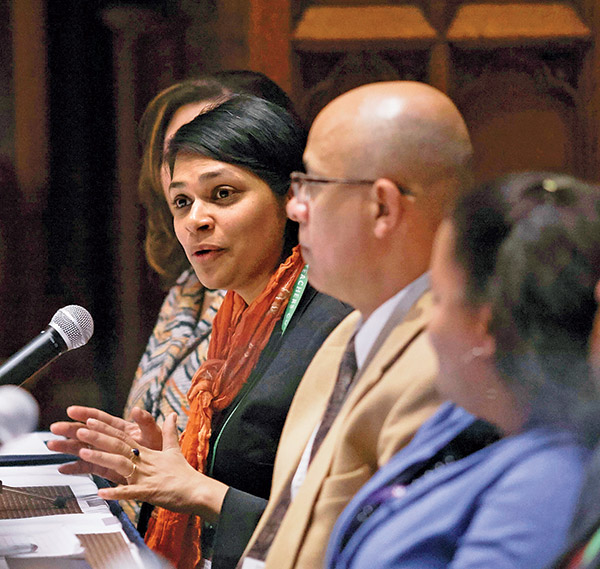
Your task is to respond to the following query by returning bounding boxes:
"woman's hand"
[48,405,163,482]
[75,413,228,522]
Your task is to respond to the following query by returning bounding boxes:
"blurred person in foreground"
[237,81,473,569]
[550,247,600,568]
[49,95,349,569]
[326,172,600,569]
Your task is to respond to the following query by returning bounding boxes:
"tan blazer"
[244,291,441,569]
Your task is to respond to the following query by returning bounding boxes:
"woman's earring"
[485,388,497,400]
[461,346,486,364]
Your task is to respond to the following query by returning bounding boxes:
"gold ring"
[124,462,137,480]
[129,448,140,462]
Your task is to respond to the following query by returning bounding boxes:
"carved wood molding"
[454,50,582,106]
[293,5,437,52]
[447,2,591,48]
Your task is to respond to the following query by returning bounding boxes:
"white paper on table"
[0,433,65,456]
[0,525,83,558]
[0,464,95,493]
[0,460,145,568]
[0,514,120,538]
[0,511,121,531]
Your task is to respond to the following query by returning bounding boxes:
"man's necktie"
[238,334,358,566]
[310,333,357,460]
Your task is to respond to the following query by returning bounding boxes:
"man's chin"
[305,267,333,297]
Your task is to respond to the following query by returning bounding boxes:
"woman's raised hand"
[76,413,228,522]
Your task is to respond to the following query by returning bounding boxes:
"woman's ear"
[373,179,404,239]
[589,282,600,375]
[283,186,296,216]
[284,186,294,203]
[475,303,496,358]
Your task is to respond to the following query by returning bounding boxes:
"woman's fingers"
[48,406,145,487]
[85,417,137,448]
[49,420,85,439]
[79,443,132,482]
[130,407,156,429]
[97,484,141,501]
[47,421,88,454]
[129,407,163,451]
[58,457,126,484]
[76,426,133,458]
[161,413,180,451]
[57,459,95,476]
[66,406,131,433]
[46,437,85,456]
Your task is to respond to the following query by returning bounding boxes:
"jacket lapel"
[269,311,362,499]
[325,292,433,445]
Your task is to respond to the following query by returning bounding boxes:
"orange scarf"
[145,245,304,568]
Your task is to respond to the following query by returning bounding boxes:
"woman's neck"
[478,381,527,436]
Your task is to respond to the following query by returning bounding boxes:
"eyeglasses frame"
[289,171,415,203]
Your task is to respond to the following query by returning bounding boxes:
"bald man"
[234,82,473,569]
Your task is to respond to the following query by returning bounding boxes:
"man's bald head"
[305,81,473,216]
[291,81,473,315]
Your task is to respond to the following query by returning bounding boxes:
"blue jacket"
[326,402,589,569]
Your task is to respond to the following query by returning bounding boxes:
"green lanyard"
[280,265,309,335]
[582,525,600,566]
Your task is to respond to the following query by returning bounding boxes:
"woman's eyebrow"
[169,168,231,192]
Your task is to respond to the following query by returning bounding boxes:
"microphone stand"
[0,480,68,508]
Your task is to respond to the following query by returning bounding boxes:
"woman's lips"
[192,247,225,262]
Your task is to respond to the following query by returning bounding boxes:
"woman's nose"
[286,195,308,223]
[186,201,214,232]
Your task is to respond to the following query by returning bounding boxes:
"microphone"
[0,305,94,386]
[0,385,39,444]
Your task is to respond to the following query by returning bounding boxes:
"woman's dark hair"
[138,72,300,286]
[451,172,600,436]
[167,94,306,259]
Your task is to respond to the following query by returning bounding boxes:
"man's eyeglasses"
[290,171,415,204]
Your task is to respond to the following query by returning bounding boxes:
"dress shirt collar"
[354,272,430,370]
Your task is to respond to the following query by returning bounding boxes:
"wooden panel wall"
[102,7,188,408]
[12,0,49,203]
[207,0,600,184]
